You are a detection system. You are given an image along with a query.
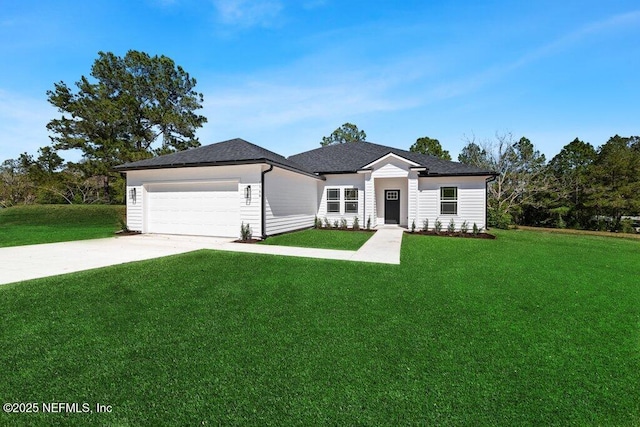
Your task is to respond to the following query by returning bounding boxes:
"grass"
[1,229,639,425]
[0,204,125,247]
[260,228,373,250]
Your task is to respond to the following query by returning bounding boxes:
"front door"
[384,189,400,224]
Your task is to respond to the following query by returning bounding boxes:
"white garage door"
[146,181,239,237]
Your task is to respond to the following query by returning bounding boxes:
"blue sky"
[1,0,639,163]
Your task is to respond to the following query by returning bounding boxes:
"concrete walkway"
[0,227,404,286]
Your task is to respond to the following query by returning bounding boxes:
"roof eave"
[114,158,322,180]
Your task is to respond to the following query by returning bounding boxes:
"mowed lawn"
[0,204,124,247]
[261,228,374,250]
[1,230,639,425]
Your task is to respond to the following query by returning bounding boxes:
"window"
[440,187,457,215]
[386,190,399,200]
[344,188,358,213]
[327,188,340,213]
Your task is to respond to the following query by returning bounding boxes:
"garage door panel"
[146,182,239,237]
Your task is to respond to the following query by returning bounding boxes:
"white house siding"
[124,164,263,237]
[125,184,144,231]
[264,167,319,235]
[416,176,490,231]
[317,174,365,227]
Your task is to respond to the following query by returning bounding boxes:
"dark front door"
[384,190,400,224]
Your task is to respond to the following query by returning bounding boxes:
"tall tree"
[547,138,597,227]
[459,132,548,227]
[410,136,451,160]
[585,135,640,230]
[46,50,207,201]
[320,123,366,146]
[458,142,487,165]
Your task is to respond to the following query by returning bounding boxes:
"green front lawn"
[0,204,125,247]
[1,230,638,425]
[261,228,374,250]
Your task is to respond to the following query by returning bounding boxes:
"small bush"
[422,218,429,232]
[434,218,442,233]
[366,216,371,230]
[460,220,469,234]
[472,222,481,235]
[411,219,416,233]
[339,218,348,229]
[353,216,360,230]
[447,218,456,233]
[621,218,636,234]
[323,217,331,228]
[240,222,252,240]
[333,219,339,228]
[118,217,129,233]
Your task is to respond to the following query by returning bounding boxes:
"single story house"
[114,138,496,238]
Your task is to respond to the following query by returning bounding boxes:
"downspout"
[485,175,496,230]
[261,164,274,239]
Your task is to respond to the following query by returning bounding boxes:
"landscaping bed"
[406,230,496,239]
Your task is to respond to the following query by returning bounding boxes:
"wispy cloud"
[212,0,284,28]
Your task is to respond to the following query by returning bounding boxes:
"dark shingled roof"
[115,138,494,177]
[288,140,494,176]
[114,138,314,176]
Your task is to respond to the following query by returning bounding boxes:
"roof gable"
[361,152,421,169]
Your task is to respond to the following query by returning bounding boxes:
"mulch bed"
[315,227,376,233]
[406,230,496,239]
[234,238,261,244]
[115,230,142,236]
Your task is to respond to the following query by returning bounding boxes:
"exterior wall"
[124,164,263,236]
[416,176,489,231]
[374,177,409,226]
[264,166,319,235]
[317,174,366,227]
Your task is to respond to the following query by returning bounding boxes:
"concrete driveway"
[0,234,233,286]
[0,228,404,286]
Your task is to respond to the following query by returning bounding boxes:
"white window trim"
[344,188,358,214]
[327,188,340,213]
[440,186,458,215]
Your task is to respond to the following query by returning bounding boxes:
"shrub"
[422,218,429,232]
[339,218,348,229]
[323,217,331,228]
[472,222,481,235]
[333,219,339,228]
[366,215,371,230]
[621,218,636,234]
[460,220,469,234]
[447,218,455,233]
[353,216,360,230]
[240,222,252,240]
[411,219,416,233]
[434,218,442,233]
[313,215,320,228]
[118,217,129,233]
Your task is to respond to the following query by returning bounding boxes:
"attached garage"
[146,181,239,237]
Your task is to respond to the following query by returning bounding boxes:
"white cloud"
[213,0,284,28]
